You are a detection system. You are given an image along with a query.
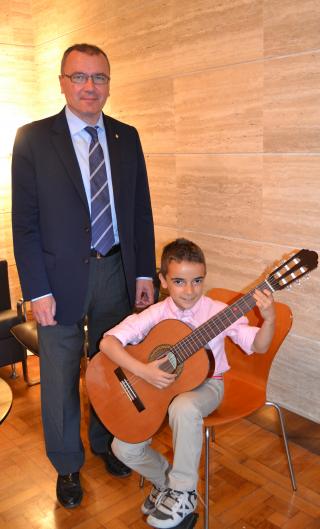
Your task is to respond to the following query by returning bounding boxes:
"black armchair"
[0,260,26,377]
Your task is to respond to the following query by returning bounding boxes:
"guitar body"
[86,319,210,443]
[86,249,318,443]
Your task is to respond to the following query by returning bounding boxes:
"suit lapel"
[103,115,122,212]
[51,109,89,213]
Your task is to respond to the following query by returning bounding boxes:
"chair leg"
[9,363,19,379]
[204,426,212,529]
[22,349,40,386]
[266,401,297,491]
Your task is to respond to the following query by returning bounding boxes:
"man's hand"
[31,295,57,326]
[135,278,154,309]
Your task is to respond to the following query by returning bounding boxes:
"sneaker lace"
[161,489,184,511]
[151,485,162,503]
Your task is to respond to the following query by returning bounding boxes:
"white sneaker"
[141,485,164,515]
[146,488,197,528]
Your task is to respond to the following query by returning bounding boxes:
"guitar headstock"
[266,249,318,291]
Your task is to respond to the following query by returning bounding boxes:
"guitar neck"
[171,279,271,366]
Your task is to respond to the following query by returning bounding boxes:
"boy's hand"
[141,356,176,389]
[253,289,275,323]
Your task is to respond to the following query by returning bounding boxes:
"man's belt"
[90,245,120,259]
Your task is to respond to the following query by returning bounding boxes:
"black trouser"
[38,251,131,474]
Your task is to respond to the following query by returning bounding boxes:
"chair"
[0,260,27,378]
[202,287,296,529]
[10,318,40,385]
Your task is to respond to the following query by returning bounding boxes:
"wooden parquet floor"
[0,356,320,529]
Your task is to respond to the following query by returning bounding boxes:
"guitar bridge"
[114,367,145,412]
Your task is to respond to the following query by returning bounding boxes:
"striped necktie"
[85,126,115,256]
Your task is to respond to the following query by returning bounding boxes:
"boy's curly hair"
[160,238,206,277]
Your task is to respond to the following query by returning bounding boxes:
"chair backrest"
[0,260,11,312]
[206,288,293,389]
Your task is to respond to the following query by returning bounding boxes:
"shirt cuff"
[31,293,53,301]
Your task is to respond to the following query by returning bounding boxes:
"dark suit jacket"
[12,109,155,325]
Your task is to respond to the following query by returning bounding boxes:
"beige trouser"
[112,378,224,492]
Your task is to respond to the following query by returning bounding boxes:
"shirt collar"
[167,296,203,320]
[65,106,104,137]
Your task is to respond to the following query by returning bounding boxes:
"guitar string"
[172,268,296,363]
[170,281,269,365]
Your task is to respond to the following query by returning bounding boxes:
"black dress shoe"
[56,472,83,508]
[95,448,132,477]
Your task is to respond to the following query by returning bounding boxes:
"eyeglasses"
[62,72,110,85]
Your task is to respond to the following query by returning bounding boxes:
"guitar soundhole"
[149,344,183,378]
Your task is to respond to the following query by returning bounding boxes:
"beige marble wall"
[4,0,320,421]
[0,1,35,303]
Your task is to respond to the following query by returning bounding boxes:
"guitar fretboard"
[168,279,271,367]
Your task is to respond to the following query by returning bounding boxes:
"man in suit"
[12,43,156,508]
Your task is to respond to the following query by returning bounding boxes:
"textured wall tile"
[264,0,320,57]
[262,155,320,248]
[103,0,167,20]
[34,40,72,117]
[262,245,320,342]
[177,233,268,293]
[109,78,175,154]
[0,213,15,266]
[173,0,263,73]
[264,53,320,152]
[176,154,263,239]
[0,163,12,214]
[31,0,106,46]
[0,0,33,45]
[175,62,263,153]
[1,45,36,111]
[146,155,177,228]
[105,1,173,86]
[154,226,179,266]
[268,335,320,423]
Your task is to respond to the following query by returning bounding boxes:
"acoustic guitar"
[86,249,318,443]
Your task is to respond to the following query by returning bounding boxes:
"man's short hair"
[61,43,110,73]
[160,238,206,277]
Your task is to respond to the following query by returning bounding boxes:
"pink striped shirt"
[105,295,259,375]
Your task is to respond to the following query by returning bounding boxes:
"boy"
[100,238,275,528]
